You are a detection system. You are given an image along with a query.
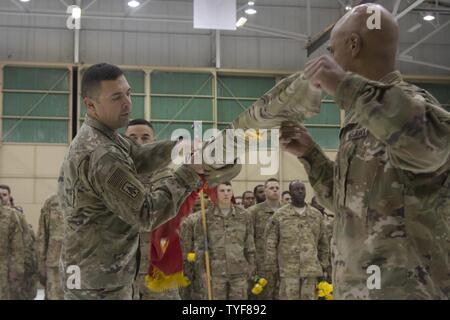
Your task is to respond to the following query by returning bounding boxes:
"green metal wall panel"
[151,97,213,121]
[3,66,69,91]
[151,72,212,95]
[218,76,275,98]
[4,93,69,117]
[3,119,68,143]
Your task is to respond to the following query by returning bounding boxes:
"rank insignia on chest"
[121,182,139,199]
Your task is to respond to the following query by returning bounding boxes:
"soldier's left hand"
[303,55,346,96]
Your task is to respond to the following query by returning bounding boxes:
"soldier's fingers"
[304,58,322,79]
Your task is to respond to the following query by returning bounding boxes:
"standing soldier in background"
[247,178,281,299]
[179,210,202,300]
[36,194,65,300]
[280,4,450,299]
[193,182,255,300]
[242,191,255,209]
[0,185,38,300]
[0,202,26,299]
[264,181,331,300]
[253,185,266,204]
[125,118,180,300]
[281,191,292,205]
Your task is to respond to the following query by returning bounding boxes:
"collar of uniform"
[213,205,236,217]
[289,203,309,216]
[342,71,402,128]
[263,201,280,213]
[84,115,117,142]
[379,70,402,85]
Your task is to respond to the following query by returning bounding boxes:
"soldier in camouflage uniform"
[0,186,38,300]
[58,64,208,300]
[247,178,282,299]
[0,203,26,300]
[179,211,202,300]
[264,181,331,300]
[125,119,180,300]
[193,182,255,300]
[36,194,65,300]
[280,4,450,299]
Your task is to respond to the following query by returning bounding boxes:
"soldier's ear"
[84,96,96,113]
[349,33,361,58]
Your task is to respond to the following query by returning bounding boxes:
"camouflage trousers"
[133,274,181,300]
[208,275,248,300]
[278,277,317,300]
[64,285,133,300]
[44,267,65,300]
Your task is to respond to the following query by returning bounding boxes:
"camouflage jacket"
[193,205,256,277]
[0,204,26,300]
[37,194,64,277]
[58,116,203,290]
[180,211,201,280]
[264,204,331,280]
[247,201,282,274]
[300,71,450,299]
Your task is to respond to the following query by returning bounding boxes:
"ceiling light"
[20,0,30,2]
[128,0,140,8]
[245,8,257,15]
[248,1,255,5]
[71,6,81,19]
[345,5,352,11]
[423,13,435,21]
[236,16,248,27]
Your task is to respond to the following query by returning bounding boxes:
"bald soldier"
[280,4,450,299]
[264,181,331,300]
[247,178,282,299]
[58,63,207,300]
[36,194,65,299]
[125,119,180,300]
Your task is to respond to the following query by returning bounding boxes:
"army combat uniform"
[179,211,202,300]
[299,71,450,299]
[36,194,65,300]
[246,201,281,299]
[0,204,26,300]
[193,205,256,300]
[264,204,331,300]
[58,116,204,300]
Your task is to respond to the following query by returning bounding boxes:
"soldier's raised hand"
[280,121,315,158]
[303,55,346,96]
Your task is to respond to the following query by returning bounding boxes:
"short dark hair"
[127,118,154,130]
[264,178,279,187]
[253,184,264,194]
[242,191,253,198]
[282,191,291,197]
[81,63,124,98]
[0,185,11,195]
[219,181,232,187]
[235,196,242,200]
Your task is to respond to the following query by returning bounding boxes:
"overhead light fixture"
[423,13,435,21]
[128,0,140,8]
[236,16,248,27]
[71,6,81,19]
[20,0,30,2]
[345,5,352,11]
[245,1,257,15]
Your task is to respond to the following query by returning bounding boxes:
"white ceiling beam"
[396,0,425,20]
[392,0,402,16]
